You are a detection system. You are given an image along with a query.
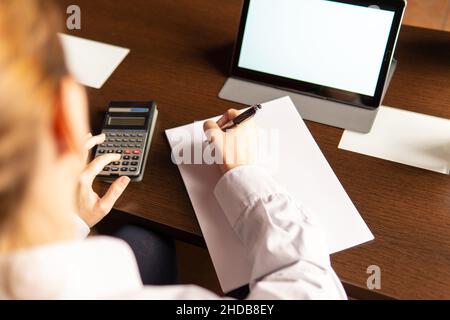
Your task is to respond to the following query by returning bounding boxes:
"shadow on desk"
[399,30,450,66]
[204,43,235,76]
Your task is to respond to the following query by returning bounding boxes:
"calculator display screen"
[107,116,146,127]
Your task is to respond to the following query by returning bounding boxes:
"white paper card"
[59,34,130,89]
[339,106,450,175]
[166,97,374,293]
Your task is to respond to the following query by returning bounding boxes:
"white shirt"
[0,166,347,300]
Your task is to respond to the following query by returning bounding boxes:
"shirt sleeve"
[72,213,91,239]
[214,165,347,300]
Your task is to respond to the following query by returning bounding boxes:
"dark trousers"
[113,225,178,286]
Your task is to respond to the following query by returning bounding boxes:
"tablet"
[230,0,406,110]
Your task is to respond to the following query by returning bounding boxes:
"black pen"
[220,104,262,130]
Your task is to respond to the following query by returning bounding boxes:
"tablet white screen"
[238,0,396,97]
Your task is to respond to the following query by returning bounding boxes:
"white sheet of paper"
[166,96,374,293]
[59,34,130,89]
[339,106,450,175]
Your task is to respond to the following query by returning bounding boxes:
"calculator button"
[103,167,111,172]
[138,134,144,137]
[98,150,105,154]
[107,150,115,154]
[116,139,122,142]
[113,161,120,165]
[121,168,128,172]
[107,144,113,147]
[137,139,143,143]
[116,150,123,154]
[132,156,140,160]
[136,144,142,148]
[128,144,135,148]
[123,155,131,160]
[123,139,129,142]
[124,134,130,137]
[100,144,106,148]
[131,134,137,137]
[131,161,139,166]
[109,133,117,137]
[133,150,141,155]
[117,134,123,137]
[130,168,137,172]
[122,161,130,166]
[111,168,119,172]
[130,139,136,142]
[125,149,132,154]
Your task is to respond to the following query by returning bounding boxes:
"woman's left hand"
[77,134,130,228]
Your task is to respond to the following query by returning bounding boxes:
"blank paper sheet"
[166,97,374,293]
[59,34,130,89]
[339,106,450,175]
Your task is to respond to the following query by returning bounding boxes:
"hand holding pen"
[219,104,262,130]
[203,105,262,173]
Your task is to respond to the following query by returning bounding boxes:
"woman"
[0,0,346,299]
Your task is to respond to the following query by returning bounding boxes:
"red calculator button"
[125,149,132,154]
[133,150,141,155]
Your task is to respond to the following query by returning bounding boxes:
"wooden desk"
[61,0,450,299]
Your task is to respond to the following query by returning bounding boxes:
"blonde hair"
[0,0,68,223]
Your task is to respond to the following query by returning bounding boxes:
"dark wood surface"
[61,0,450,299]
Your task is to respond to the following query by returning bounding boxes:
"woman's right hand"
[203,109,258,174]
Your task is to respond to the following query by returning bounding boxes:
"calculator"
[94,101,158,183]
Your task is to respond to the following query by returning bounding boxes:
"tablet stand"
[219,59,397,133]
